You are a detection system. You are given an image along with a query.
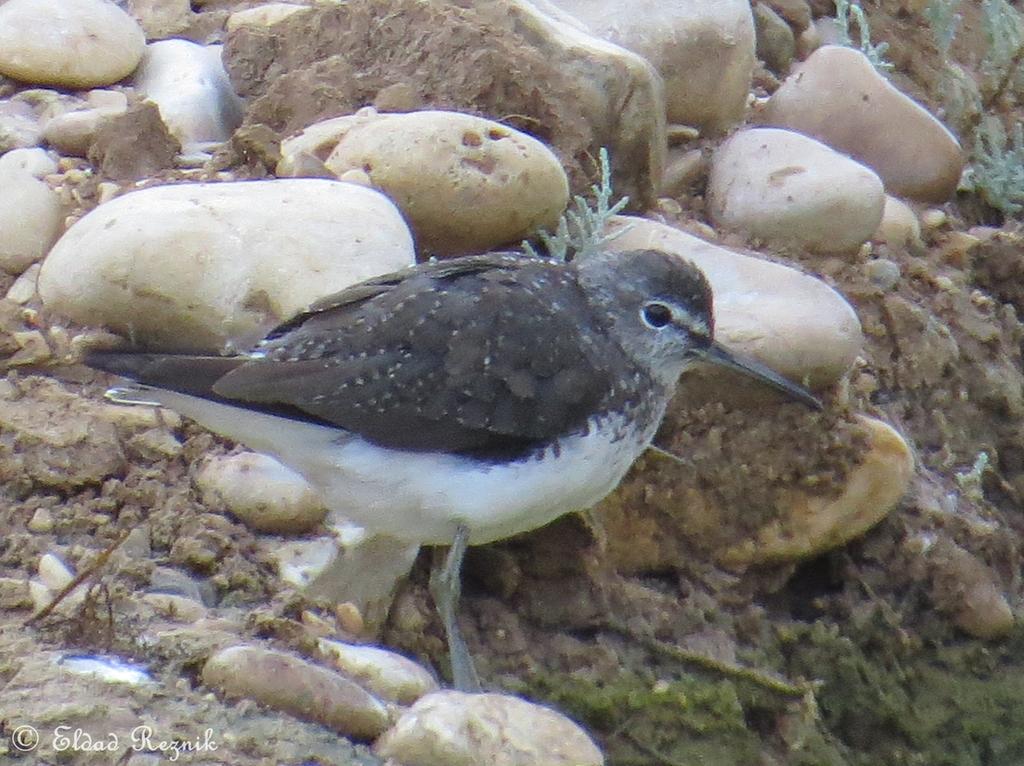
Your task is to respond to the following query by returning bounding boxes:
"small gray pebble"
[865,258,901,290]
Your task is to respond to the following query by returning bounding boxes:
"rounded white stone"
[133,40,244,153]
[707,127,885,254]
[196,452,327,534]
[609,216,862,389]
[321,110,569,255]
[375,691,603,766]
[547,0,755,133]
[0,148,63,275]
[319,639,439,704]
[763,45,964,202]
[0,0,145,88]
[873,195,922,250]
[38,179,415,352]
[0,146,58,178]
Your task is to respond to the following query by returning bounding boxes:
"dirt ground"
[1,1,1023,765]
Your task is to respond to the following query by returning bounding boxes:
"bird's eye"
[641,302,673,329]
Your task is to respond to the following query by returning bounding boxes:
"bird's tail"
[85,350,246,400]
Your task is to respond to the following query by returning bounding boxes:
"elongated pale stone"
[763,45,964,202]
[195,452,326,534]
[202,645,390,740]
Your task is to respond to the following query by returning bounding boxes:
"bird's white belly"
[138,389,653,545]
[312,415,648,544]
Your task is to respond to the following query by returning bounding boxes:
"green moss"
[514,670,761,765]
[784,619,1024,766]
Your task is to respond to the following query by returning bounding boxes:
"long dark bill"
[700,341,823,410]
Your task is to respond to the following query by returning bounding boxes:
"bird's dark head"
[575,248,820,408]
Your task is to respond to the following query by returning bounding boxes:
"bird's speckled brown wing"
[212,254,625,457]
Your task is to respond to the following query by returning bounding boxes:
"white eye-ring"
[641,301,673,329]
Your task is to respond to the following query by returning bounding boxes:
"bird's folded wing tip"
[103,385,162,407]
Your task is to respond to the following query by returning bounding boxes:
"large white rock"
[707,127,886,253]
[375,691,604,766]
[0,0,145,88]
[38,180,415,352]
[608,216,862,390]
[298,109,570,256]
[0,148,63,275]
[133,40,245,154]
[763,45,964,202]
[195,452,326,534]
[546,0,755,133]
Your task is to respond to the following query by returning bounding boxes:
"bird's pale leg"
[429,524,481,692]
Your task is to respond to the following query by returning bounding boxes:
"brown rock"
[598,413,903,574]
[719,417,913,566]
[764,0,812,30]
[763,46,963,202]
[222,0,664,207]
[754,3,796,73]
[928,541,1015,640]
[88,101,180,182]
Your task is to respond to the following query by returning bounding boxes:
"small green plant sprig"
[923,0,961,57]
[925,0,1024,219]
[834,0,893,72]
[522,148,630,262]
[963,117,1024,216]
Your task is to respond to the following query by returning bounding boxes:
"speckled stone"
[308,109,569,256]
[319,639,438,704]
[707,127,885,254]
